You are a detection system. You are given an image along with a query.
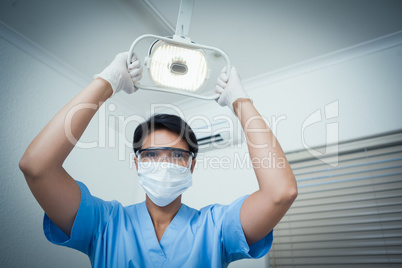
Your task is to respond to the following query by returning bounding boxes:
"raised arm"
[18,52,142,237]
[215,68,298,245]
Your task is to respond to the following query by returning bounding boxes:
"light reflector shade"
[149,43,208,91]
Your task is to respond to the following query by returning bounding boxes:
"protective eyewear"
[136,147,194,168]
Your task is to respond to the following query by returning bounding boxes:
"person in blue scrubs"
[20,52,298,268]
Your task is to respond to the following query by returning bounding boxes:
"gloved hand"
[215,67,251,113]
[94,52,143,96]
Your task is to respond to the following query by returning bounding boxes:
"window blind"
[268,132,402,268]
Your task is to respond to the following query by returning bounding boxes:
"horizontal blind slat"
[270,245,402,258]
[296,182,402,201]
[278,215,402,229]
[292,189,402,208]
[271,237,402,250]
[274,221,402,237]
[298,174,402,192]
[271,265,402,268]
[289,144,402,170]
[293,150,402,174]
[270,255,402,265]
[296,159,402,181]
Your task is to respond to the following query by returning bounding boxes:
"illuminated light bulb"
[149,43,208,91]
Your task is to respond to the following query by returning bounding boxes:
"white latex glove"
[214,67,251,112]
[94,52,143,96]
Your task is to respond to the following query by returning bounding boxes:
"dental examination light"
[127,0,231,100]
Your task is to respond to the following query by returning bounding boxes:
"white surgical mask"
[138,162,192,207]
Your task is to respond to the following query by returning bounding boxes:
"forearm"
[234,99,297,201]
[20,78,113,175]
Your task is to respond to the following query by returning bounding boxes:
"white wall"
[248,43,402,153]
[1,23,401,268]
[0,37,88,267]
[0,35,143,267]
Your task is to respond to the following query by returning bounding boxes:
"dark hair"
[133,114,198,158]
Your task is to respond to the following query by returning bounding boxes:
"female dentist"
[19,52,297,267]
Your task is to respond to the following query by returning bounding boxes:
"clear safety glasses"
[136,147,194,168]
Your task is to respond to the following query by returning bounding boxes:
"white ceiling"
[1,0,402,115]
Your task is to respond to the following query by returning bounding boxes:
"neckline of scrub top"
[137,201,189,262]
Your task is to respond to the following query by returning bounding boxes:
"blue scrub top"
[43,181,273,268]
